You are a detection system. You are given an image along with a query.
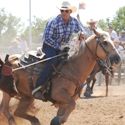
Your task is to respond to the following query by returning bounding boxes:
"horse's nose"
[115,55,121,64]
[110,54,121,65]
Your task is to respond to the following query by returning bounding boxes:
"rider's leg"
[32,44,60,99]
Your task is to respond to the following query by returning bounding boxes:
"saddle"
[20,50,45,65]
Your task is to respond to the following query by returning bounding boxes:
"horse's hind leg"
[90,77,96,94]
[0,92,16,125]
[14,97,41,125]
[84,72,97,97]
[105,73,109,96]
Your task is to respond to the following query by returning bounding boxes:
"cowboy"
[108,26,119,46]
[86,19,101,37]
[32,0,85,100]
[117,30,125,51]
[119,30,125,44]
[108,26,118,40]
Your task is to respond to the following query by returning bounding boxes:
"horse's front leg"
[0,91,16,125]
[51,89,76,125]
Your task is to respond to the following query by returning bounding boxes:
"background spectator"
[85,19,102,38]
[119,30,125,45]
[108,26,119,48]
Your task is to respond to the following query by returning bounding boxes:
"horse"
[0,30,121,125]
[83,59,114,97]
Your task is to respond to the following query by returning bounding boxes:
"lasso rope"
[12,53,66,72]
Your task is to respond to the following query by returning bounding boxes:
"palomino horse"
[83,60,114,97]
[0,30,121,125]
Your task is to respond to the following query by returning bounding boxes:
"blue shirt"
[43,15,83,50]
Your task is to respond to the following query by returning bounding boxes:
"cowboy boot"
[32,85,47,101]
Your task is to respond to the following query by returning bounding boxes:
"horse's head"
[86,29,121,67]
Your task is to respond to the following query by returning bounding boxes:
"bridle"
[85,35,110,61]
[85,35,113,75]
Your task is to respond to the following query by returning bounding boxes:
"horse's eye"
[103,41,108,46]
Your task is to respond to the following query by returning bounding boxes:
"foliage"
[0,8,48,50]
[112,6,125,32]
[98,19,108,31]
[22,16,48,48]
[0,8,23,45]
[98,6,125,33]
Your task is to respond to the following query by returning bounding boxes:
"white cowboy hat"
[58,1,77,13]
[87,19,97,24]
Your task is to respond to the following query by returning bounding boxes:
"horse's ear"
[93,29,100,36]
[5,54,9,62]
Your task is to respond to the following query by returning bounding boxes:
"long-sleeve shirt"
[43,15,83,50]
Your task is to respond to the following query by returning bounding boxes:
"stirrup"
[32,86,42,95]
[32,86,47,101]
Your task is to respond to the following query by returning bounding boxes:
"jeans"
[35,43,61,88]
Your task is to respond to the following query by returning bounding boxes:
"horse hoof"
[50,117,60,125]
[84,92,91,97]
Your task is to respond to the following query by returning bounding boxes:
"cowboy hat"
[87,19,97,24]
[58,1,77,13]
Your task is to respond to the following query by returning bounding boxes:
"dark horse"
[0,30,121,125]
[83,59,114,97]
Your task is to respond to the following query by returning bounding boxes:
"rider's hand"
[62,47,70,53]
[79,33,85,41]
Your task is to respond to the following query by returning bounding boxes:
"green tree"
[0,8,22,45]
[98,19,108,31]
[97,6,125,33]
[22,16,48,48]
[112,6,125,32]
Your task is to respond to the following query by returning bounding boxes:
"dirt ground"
[0,82,125,125]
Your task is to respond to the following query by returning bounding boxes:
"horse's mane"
[70,34,96,58]
[66,33,82,59]
[68,30,111,60]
